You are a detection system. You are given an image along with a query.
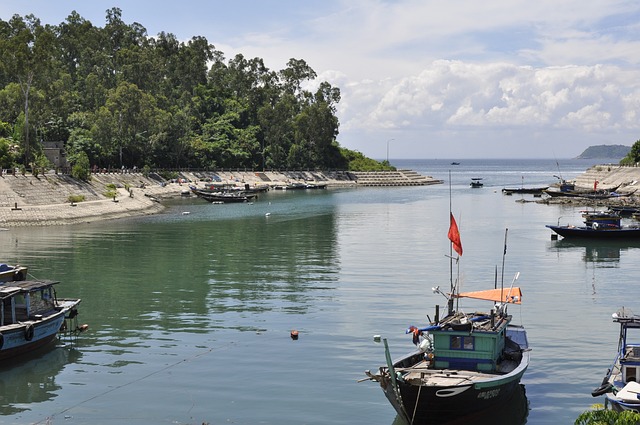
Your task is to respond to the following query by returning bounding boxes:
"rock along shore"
[0,169,442,227]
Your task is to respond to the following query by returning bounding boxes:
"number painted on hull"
[477,388,501,399]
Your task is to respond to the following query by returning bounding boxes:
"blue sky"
[2,0,640,159]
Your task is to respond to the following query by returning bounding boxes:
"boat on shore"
[0,278,85,360]
[592,308,640,412]
[365,225,529,423]
[0,264,27,282]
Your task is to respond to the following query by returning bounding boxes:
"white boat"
[0,264,27,282]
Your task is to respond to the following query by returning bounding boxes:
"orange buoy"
[290,330,299,340]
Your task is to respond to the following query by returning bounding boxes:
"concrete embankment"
[0,169,442,226]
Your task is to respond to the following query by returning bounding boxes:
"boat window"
[450,335,474,350]
[626,366,638,382]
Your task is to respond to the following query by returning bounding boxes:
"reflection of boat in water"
[390,383,529,425]
[550,239,640,265]
[0,346,83,415]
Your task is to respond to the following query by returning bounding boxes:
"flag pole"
[448,170,454,314]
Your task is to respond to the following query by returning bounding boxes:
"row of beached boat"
[0,264,86,361]
[189,182,327,203]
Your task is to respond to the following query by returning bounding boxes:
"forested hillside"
[0,8,383,172]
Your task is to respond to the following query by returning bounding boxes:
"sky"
[2,1,640,159]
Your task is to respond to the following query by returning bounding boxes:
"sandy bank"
[0,169,441,227]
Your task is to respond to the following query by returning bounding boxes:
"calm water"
[0,158,633,424]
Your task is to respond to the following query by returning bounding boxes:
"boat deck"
[398,359,517,386]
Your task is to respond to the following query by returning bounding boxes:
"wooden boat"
[0,264,27,283]
[470,178,484,188]
[0,279,84,360]
[592,308,640,412]
[546,224,640,239]
[609,206,640,218]
[547,209,640,239]
[502,186,548,195]
[365,229,529,423]
[190,186,257,203]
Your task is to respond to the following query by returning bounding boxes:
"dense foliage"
[621,139,640,165]
[0,8,390,172]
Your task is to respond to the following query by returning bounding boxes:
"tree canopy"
[0,8,389,172]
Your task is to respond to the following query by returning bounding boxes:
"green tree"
[70,150,90,181]
[621,139,640,165]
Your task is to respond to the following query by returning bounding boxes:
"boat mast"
[448,171,455,314]
[500,228,508,305]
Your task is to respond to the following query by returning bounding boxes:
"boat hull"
[380,348,529,423]
[546,225,640,239]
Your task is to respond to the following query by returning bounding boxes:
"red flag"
[448,213,463,256]
[594,180,599,191]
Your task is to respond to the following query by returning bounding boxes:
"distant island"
[575,144,631,160]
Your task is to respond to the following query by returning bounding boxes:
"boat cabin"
[430,312,511,373]
[618,317,640,383]
[470,178,484,188]
[1,280,59,325]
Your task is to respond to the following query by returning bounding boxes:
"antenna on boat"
[500,228,508,304]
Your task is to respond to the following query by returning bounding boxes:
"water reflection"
[0,345,82,415]
[391,384,529,425]
[550,239,640,267]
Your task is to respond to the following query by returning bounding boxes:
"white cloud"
[3,0,640,157]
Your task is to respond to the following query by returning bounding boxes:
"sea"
[0,158,633,425]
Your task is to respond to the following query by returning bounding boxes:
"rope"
[32,340,240,424]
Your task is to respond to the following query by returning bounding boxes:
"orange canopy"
[455,287,522,304]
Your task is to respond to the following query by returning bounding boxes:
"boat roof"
[0,279,60,298]
[471,177,483,180]
[455,287,522,304]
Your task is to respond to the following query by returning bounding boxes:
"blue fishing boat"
[365,226,529,423]
[0,279,85,360]
[592,308,640,412]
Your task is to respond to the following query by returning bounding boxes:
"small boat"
[547,210,640,239]
[0,278,84,360]
[502,186,548,195]
[546,223,640,239]
[450,162,460,165]
[470,178,484,188]
[592,308,640,412]
[610,206,640,218]
[190,186,257,203]
[0,264,27,283]
[365,226,529,423]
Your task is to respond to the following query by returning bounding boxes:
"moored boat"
[0,279,85,360]
[365,223,529,423]
[190,186,257,203]
[546,209,640,239]
[0,264,27,282]
[470,178,484,188]
[502,186,548,195]
[592,308,640,412]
